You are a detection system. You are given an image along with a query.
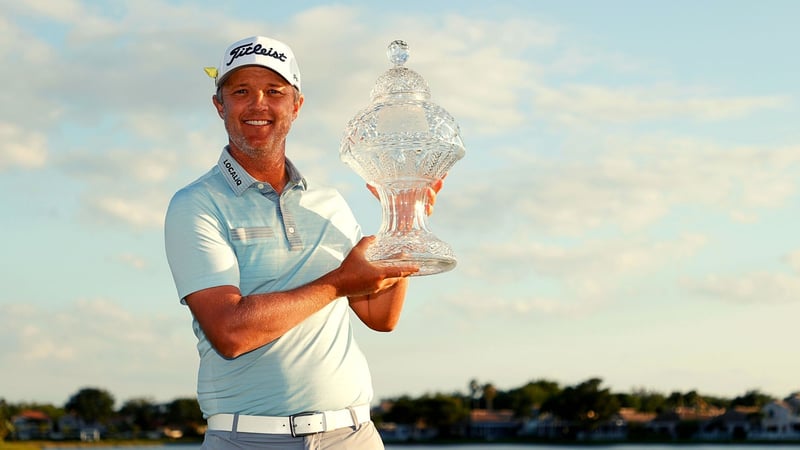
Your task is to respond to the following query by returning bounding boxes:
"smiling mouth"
[245,120,272,126]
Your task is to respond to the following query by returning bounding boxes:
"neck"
[228,146,288,193]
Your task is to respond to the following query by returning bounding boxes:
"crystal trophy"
[340,40,466,276]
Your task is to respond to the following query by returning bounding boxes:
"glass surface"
[340,40,465,276]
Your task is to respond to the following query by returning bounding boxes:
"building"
[752,399,800,440]
[12,410,52,440]
[468,409,519,440]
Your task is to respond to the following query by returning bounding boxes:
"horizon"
[5,377,797,410]
[1,0,799,407]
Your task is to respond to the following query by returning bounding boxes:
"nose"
[252,90,270,109]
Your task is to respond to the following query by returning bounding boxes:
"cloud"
[483,233,707,280]
[83,192,167,228]
[444,137,800,238]
[1,1,557,226]
[533,83,788,125]
[684,270,800,305]
[288,7,552,137]
[114,253,148,270]
[2,0,799,407]
[6,0,86,22]
[58,146,177,184]
[439,233,707,318]
[441,289,571,318]
[0,298,197,404]
[785,250,800,274]
[0,122,48,171]
[30,2,793,236]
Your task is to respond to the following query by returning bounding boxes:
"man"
[165,36,439,449]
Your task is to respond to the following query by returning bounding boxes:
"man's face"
[212,66,303,159]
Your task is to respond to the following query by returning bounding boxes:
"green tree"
[732,389,775,408]
[118,397,159,435]
[166,397,203,431]
[417,394,470,438]
[468,379,482,410]
[494,379,561,417]
[382,396,417,424]
[620,388,667,413]
[482,383,497,411]
[666,391,686,409]
[0,398,11,441]
[65,387,115,425]
[541,378,620,429]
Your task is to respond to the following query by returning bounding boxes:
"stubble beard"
[227,124,287,162]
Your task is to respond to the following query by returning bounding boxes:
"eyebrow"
[227,81,288,90]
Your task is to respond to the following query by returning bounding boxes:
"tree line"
[374,377,785,439]
[0,387,204,441]
[1,378,792,442]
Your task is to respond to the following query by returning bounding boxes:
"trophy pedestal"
[367,236,456,276]
[367,179,455,276]
[367,179,456,276]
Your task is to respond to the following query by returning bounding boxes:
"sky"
[2,0,799,408]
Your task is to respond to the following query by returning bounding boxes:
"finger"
[389,264,420,277]
[366,183,379,200]
[425,186,437,216]
[431,177,444,193]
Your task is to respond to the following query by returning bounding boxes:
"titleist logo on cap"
[226,42,287,66]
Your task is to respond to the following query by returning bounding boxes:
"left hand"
[367,175,445,216]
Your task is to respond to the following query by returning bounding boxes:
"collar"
[284,158,308,191]
[217,147,307,196]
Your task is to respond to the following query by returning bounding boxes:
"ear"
[292,94,305,120]
[212,93,224,119]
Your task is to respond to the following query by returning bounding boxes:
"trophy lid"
[370,40,431,102]
[340,40,465,184]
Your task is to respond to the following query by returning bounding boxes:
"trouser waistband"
[206,404,371,437]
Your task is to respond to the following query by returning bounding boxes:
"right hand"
[332,236,419,297]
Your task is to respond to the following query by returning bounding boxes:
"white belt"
[206,404,371,437]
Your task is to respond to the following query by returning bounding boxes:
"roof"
[470,409,516,423]
[618,407,657,423]
[15,410,50,421]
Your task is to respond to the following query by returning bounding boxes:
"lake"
[44,443,800,450]
[384,445,800,450]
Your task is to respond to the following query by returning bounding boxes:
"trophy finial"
[387,40,409,67]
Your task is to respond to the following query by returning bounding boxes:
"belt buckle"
[290,411,325,437]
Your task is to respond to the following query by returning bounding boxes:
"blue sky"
[2,0,799,407]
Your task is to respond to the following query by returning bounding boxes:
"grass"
[0,441,171,450]
[0,443,41,450]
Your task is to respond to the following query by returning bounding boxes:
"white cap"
[207,36,301,91]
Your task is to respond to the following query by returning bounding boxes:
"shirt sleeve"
[164,188,240,303]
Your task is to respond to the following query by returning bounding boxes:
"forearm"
[186,236,416,357]
[349,278,409,332]
[187,271,344,359]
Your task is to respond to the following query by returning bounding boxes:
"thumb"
[354,236,376,253]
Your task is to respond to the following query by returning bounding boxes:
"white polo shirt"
[165,147,372,418]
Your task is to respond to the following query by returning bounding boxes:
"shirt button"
[257,183,264,189]
[288,227,295,234]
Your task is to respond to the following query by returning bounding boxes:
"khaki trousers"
[201,420,384,450]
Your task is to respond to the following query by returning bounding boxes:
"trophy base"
[366,234,457,276]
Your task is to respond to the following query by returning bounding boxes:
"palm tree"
[468,379,482,410]
[483,383,497,411]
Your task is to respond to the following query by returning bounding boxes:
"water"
[385,446,800,450]
[44,444,800,450]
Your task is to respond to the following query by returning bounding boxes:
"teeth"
[246,120,270,125]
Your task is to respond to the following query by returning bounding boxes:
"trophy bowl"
[340,40,465,276]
